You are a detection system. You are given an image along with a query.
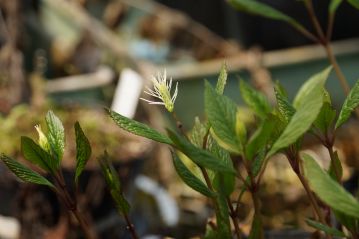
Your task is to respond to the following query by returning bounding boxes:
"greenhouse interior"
[0,0,359,239]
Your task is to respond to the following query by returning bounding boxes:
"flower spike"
[140,70,178,112]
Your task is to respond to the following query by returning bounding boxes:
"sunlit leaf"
[205,81,242,154]
[268,68,330,156]
[45,110,65,167]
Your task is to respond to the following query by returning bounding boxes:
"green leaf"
[99,152,130,215]
[336,80,359,129]
[246,118,275,160]
[207,137,235,196]
[109,109,172,145]
[228,0,305,30]
[268,68,330,157]
[21,136,55,172]
[333,210,358,232]
[328,150,343,182]
[293,67,331,109]
[306,218,346,237]
[45,110,65,167]
[302,153,359,218]
[189,117,208,148]
[314,102,336,133]
[215,193,232,238]
[216,63,228,95]
[348,0,359,9]
[167,129,236,174]
[240,80,271,119]
[1,154,54,188]
[74,122,92,183]
[172,152,215,198]
[205,81,242,154]
[274,86,295,123]
[329,0,344,13]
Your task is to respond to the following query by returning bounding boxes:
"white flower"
[140,70,178,112]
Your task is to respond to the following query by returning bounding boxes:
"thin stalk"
[53,173,97,239]
[304,0,326,43]
[123,214,139,239]
[326,13,335,42]
[246,161,264,239]
[226,197,243,239]
[296,171,325,223]
[323,44,351,95]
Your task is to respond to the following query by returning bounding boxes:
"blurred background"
[0,0,359,238]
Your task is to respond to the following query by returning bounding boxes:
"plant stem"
[304,0,326,43]
[123,214,139,239]
[226,197,243,239]
[326,14,335,42]
[247,164,264,239]
[53,173,97,239]
[323,43,351,95]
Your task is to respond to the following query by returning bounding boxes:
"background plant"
[0,111,95,239]
[108,64,359,238]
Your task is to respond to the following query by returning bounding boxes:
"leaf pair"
[1,111,91,189]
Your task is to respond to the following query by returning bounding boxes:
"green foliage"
[189,117,208,148]
[268,68,330,156]
[348,0,359,9]
[274,86,295,124]
[293,67,331,109]
[306,219,346,237]
[172,152,215,198]
[45,110,65,167]
[314,102,336,133]
[108,109,173,145]
[239,80,271,120]
[227,0,303,30]
[205,81,243,154]
[99,152,130,215]
[328,150,343,182]
[207,137,235,196]
[167,129,236,174]
[21,136,55,172]
[246,118,274,160]
[329,0,344,13]
[336,80,359,129]
[214,193,232,238]
[302,153,359,218]
[74,122,92,183]
[1,154,54,188]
